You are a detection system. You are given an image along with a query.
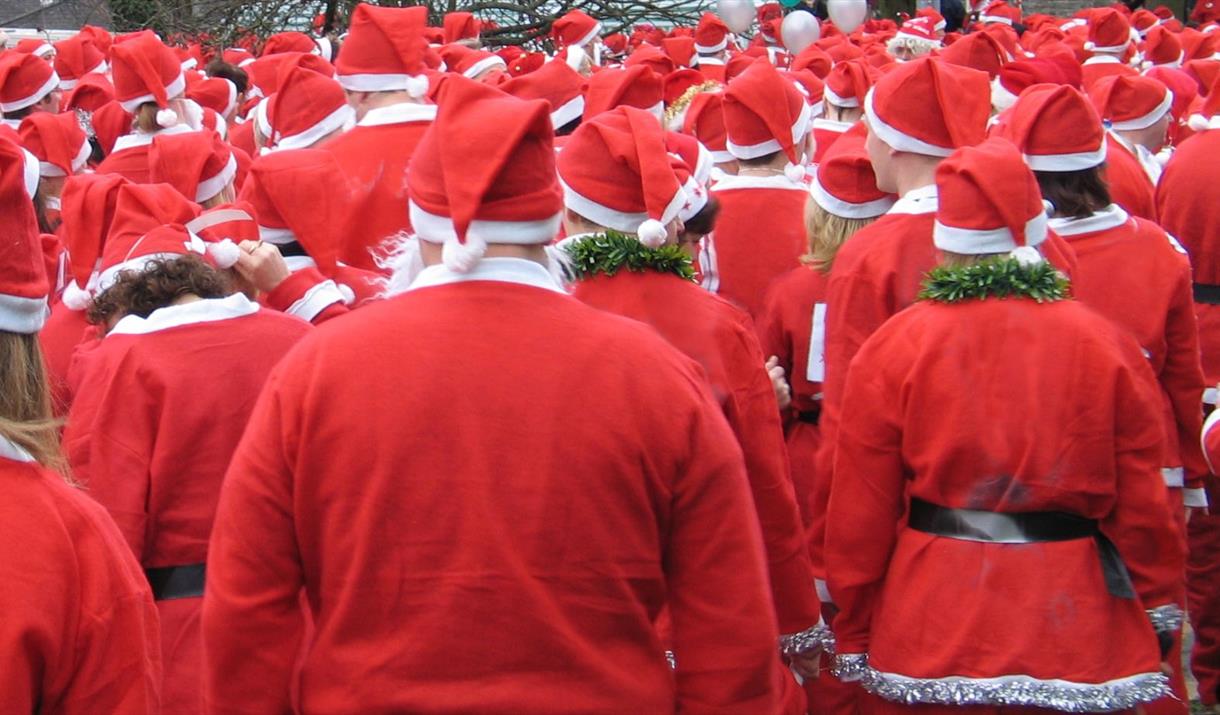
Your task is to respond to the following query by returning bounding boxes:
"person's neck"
[1117,128,1160,153]
[419,241,549,268]
[736,156,790,176]
[892,154,941,197]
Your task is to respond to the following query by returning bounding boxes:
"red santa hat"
[980,1,1023,26]
[1086,8,1135,54]
[1181,29,1219,61]
[335,4,430,98]
[917,7,948,32]
[186,77,239,118]
[1089,73,1173,130]
[626,45,677,76]
[867,57,990,156]
[811,126,896,219]
[791,44,834,78]
[1000,84,1106,171]
[758,3,784,41]
[90,102,133,156]
[666,130,714,188]
[97,183,202,290]
[824,59,878,109]
[662,37,697,69]
[64,73,115,114]
[933,137,1048,257]
[15,38,55,60]
[238,149,346,275]
[57,173,128,310]
[223,48,256,68]
[1142,25,1184,68]
[439,44,507,80]
[0,137,49,333]
[937,31,1010,78]
[723,59,812,174]
[110,31,185,127]
[1187,73,1220,130]
[53,34,107,90]
[583,65,664,120]
[557,106,687,247]
[500,59,586,129]
[149,130,237,203]
[695,13,731,55]
[507,52,546,77]
[18,111,89,177]
[682,91,731,163]
[1145,65,1198,122]
[443,12,482,44]
[262,32,321,57]
[552,10,602,49]
[265,62,354,151]
[0,53,60,113]
[991,55,1083,110]
[893,17,941,46]
[1131,9,1160,37]
[407,77,563,272]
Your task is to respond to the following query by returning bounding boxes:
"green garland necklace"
[918,255,1069,304]
[564,231,696,281]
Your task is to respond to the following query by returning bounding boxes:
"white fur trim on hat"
[1084,40,1131,53]
[990,76,1019,111]
[272,104,354,151]
[255,97,272,140]
[563,46,587,72]
[117,71,186,113]
[196,152,238,202]
[824,84,859,109]
[550,95,584,129]
[1109,90,1173,130]
[37,136,91,177]
[933,211,1049,254]
[0,69,60,112]
[559,177,688,234]
[0,292,49,333]
[462,55,507,79]
[20,147,38,198]
[726,99,812,160]
[338,72,426,92]
[1023,135,1108,172]
[97,252,182,292]
[979,14,1014,24]
[864,87,954,157]
[810,174,896,219]
[409,201,563,246]
[695,38,729,54]
[575,22,603,49]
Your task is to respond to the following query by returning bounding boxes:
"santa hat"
[18,112,89,177]
[110,31,185,128]
[64,72,115,114]
[695,13,730,55]
[664,68,706,107]
[443,12,482,44]
[933,137,1048,257]
[552,10,602,49]
[0,53,60,113]
[1131,9,1161,37]
[866,57,990,156]
[0,138,49,333]
[335,4,430,98]
[90,102,133,156]
[1145,65,1198,122]
[666,130,714,188]
[662,37,697,69]
[824,59,878,108]
[507,52,546,77]
[758,2,784,40]
[682,91,731,163]
[79,25,111,55]
[790,44,834,78]
[980,1,1022,26]
[917,7,948,32]
[238,149,346,275]
[1186,58,1220,95]
[584,65,664,120]
[1086,8,1135,54]
[991,55,1083,110]
[54,34,107,90]
[1001,84,1106,171]
[186,77,239,118]
[262,32,321,57]
[15,38,55,60]
[626,45,677,76]
[892,17,942,48]
[149,130,237,203]
[558,106,687,247]
[57,173,128,310]
[500,59,586,129]
[265,62,353,151]
[439,44,507,80]
[407,77,563,272]
[1089,73,1173,130]
[1188,74,1220,130]
[787,69,825,113]
[223,48,256,68]
[723,59,812,174]
[811,126,896,219]
[937,31,1010,78]
[1142,25,1184,68]
[97,183,207,290]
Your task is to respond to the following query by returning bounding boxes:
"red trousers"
[1189,506,1220,706]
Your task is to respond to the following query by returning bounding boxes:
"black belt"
[908,498,1135,599]
[796,410,820,425]
[144,563,206,601]
[1194,283,1220,305]
[275,240,309,258]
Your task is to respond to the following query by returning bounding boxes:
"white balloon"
[827,0,869,34]
[781,12,821,54]
[717,0,755,35]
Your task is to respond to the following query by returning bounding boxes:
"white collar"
[1108,129,1136,154]
[711,173,806,191]
[111,124,196,153]
[1083,54,1123,65]
[0,434,34,463]
[1048,204,1130,236]
[0,118,20,130]
[699,57,725,66]
[813,117,853,133]
[358,102,437,128]
[408,257,566,294]
[888,184,938,215]
[108,293,260,336]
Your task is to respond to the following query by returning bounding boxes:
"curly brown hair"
[88,254,232,327]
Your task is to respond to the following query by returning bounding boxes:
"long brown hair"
[803,198,880,273]
[0,331,67,475]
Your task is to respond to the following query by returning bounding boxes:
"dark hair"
[683,196,720,237]
[555,116,582,137]
[1035,166,1111,220]
[88,254,231,327]
[737,150,786,167]
[204,60,249,96]
[3,105,33,122]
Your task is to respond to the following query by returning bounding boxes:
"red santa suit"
[322,102,436,270]
[697,57,727,83]
[64,294,310,715]
[1104,133,1159,222]
[202,259,787,714]
[0,437,163,715]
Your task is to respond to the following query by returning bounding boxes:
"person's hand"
[766,356,792,411]
[233,240,290,294]
[789,652,822,679]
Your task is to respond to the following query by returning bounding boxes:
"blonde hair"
[0,332,68,476]
[803,197,880,273]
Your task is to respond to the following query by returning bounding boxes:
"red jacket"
[1105,134,1159,223]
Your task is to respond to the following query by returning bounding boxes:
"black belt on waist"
[145,563,206,601]
[1194,283,1220,305]
[275,240,309,258]
[796,410,820,425]
[907,498,1135,599]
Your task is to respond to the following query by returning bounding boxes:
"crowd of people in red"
[2,0,1220,712]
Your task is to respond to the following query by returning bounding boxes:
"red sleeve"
[1160,258,1209,496]
[202,366,306,715]
[757,280,793,374]
[263,268,350,325]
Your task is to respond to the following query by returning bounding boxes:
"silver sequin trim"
[780,623,836,657]
[831,653,870,681]
[664,650,676,669]
[1147,604,1184,633]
